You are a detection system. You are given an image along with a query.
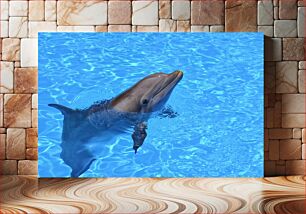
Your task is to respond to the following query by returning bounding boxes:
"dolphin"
[48,70,183,177]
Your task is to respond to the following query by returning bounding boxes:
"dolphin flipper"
[132,122,147,154]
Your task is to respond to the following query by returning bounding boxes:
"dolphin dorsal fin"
[48,104,75,116]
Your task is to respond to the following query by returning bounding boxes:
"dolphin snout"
[168,70,183,83]
[175,70,183,75]
[171,70,184,79]
[172,70,183,76]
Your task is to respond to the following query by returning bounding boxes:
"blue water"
[38,33,264,178]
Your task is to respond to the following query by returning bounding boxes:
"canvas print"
[38,33,264,178]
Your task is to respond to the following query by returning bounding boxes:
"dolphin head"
[111,70,183,113]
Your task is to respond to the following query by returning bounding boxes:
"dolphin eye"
[142,99,149,105]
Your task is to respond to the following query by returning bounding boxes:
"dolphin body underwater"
[49,70,183,177]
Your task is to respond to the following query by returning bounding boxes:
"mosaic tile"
[9,17,28,38]
[283,38,305,61]
[269,128,292,139]
[18,160,37,175]
[108,25,131,32]
[0,134,5,159]
[132,1,158,25]
[258,0,273,25]
[177,20,190,32]
[282,94,305,114]
[293,128,302,139]
[9,0,28,17]
[274,20,297,37]
[192,0,224,25]
[0,1,9,21]
[191,25,209,32]
[32,110,38,128]
[20,38,38,67]
[0,160,17,175]
[136,26,159,32]
[95,25,108,32]
[297,7,305,37]
[2,38,20,61]
[57,26,95,32]
[6,128,25,159]
[4,94,31,128]
[0,21,9,37]
[45,1,57,21]
[225,0,256,32]
[26,148,38,160]
[210,25,224,32]
[14,68,38,93]
[276,61,298,93]
[29,1,45,21]
[26,128,38,148]
[279,0,297,19]
[0,62,14,93]
[280,139,302,160]
[32,94,38,109]
[299,61,306,69]
[108,1,131,24]
[159,19,176,32]
[282,114,305,128]
[298,70,305,93]
[57,0,107,25]
[0,95,2,128]
[28,21,57,37]
[159,1,171,19]
[172,1,190,20]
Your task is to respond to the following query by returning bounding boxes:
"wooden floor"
[0,176,305,214]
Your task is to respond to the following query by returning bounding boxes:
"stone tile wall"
[0,0,305,176]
